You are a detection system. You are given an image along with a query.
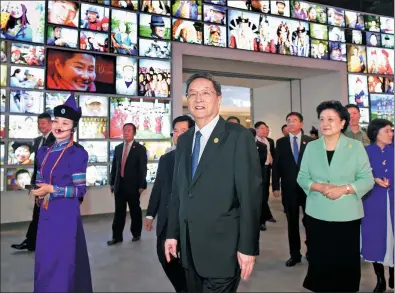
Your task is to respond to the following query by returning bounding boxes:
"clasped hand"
[375,177,390,188]
[30,183,55,198]
[319,183,345,200]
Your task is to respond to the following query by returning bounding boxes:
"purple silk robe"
[361,143,394,266]
[34,139,92,293]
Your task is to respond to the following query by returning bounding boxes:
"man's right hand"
[273,190,281,197]
[165,239,178,262]
[144,217,154,231]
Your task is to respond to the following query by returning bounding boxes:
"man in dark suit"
[11,113,55,251]
[144,115,194,293]
[272,112,313,267]
[165,73,262,292]
[108,123,147,245]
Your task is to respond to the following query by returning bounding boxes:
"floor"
[0,197,384,292]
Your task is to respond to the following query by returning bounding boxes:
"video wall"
[0,0,394,192]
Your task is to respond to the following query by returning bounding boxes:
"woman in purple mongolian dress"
[31,94,92,292]
[361,118,394,293]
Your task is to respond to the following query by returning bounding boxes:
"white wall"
[253,81,292,142]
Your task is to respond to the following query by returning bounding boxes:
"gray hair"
[185,73,222,96]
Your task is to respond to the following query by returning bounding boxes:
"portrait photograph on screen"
[146,163,158,184]
[327,8,345,27]
[1,88,5,112]
[172,19,203,44]
[138,59,171,97]
[290,1,327,24]
[328,42,346,61]
[228,10,259,51]
[348,74,368,108]
[140,0,171,15]
[345,29,365,45]
[9,90,44,114]
[270,0,289,17]
[111,9,138,55]
[80,95,108,117]
[0,65,6,86]
[7,167,33,190]
[0,41,6,62]
[47,26,78,49]
[172,0,202,21]
[80,3,110,32]
[365,15,380,32]
[9,66,45,89]
[80,30,109,53]
[368,76,385,93]
[116,56,138,96]
[86,165,108,186]
[10,43,45,66]
[139,39,171,59]
[309,23,328,40]
[203,5,226,24]
[47,1,79,28]
[109,97,139,139]
[384,77,394,94]
[7,141,34,165]
[382,34,395,49]
[204,24,226,47]
[45,92,75,115]
[359,107,370,126]
[347,44,367,73]
[370,94,394,123]
[46,49,116,94]
[310,39,328,59]
[139,14,171,40]
[0,115,5,139]
[0,1,45,43]
[328,27,345,42]
[111,0,138,10]
[227,1,270,13]
[78,117,108,139]
[203,0,226,5]
[366,32,380,47]
[345,11,365,30]
[79,141,108,163]
[380,17,394,34]
[8,115,40,139]
[141,141,172,161]
[367,47,394,75]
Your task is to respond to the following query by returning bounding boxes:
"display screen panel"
[110,9,138,55]
[1,88,6,112]
[8,115,40,139]
[0,41,6,62]
[79,141,108,163]
[368,76,385,93]
[203,5,226,24]
[146,162,158,184]
[140,0,171,15]
[47,25,78,49]
[381,34,395,49]
[0,1,46,43]
[380,17,394,34]
[82,0,110,5]
[80,3,109,32]
[359,108,370,126]
[365,15,380,32]
[6,167,33,190]
[9,90,44,114]
[109,141,121,162]
[172,0,202,21]
[310,23,328,40]
[328,27,345,43]
[47,1,80,28]
[116,56,138,96]
[139,39,171,59]
[310,39,328,60]
[227,0,270,13]
[10,43,45,66]
[45,92,75,115]
[0,115,5,139]
[0,168,3,192]
[370,94,394,123]
[367,47,394,75]
[204,24,226,47]
[141,141,172,161]
[139,14,171,40]
[0,142,4,166]
[327,8,345,27]
[345,11,365,30]
[345,29,365,45]
[347,44,367,73]
[78,117,108,139]
[228,10,259,51]
[7,141,34,165]
[270,0,290,17]
[86,165,108,186]
[111,0,138,10]
[172,19,203,44]
[0,65,6,86]
[203,0,226,5]
[384,77,394,94]
[290,1,327,24]
[348,74,368,108]
[79,95,108,117]
[365,32,380,47]
[80,30,109,53]
[138,59,171,97]
[46,48,116,94]
[9,66,45,89]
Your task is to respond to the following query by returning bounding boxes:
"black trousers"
[260,166,273,224]
[285,194,307,260]
[157,232,187,292]
[184,225,241,293]
[25,203,40,247]
[112,179,142,240]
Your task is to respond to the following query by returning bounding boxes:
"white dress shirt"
[289,132,302,154]
[256,135,270,165]
[192,114,220,163]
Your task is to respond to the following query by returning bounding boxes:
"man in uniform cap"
[150,15,166,39]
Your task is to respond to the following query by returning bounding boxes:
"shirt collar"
[195,115,220,138]
[289,131,302,140]
[124,140,134,146]
[43,132,51,139]
[54,138,70,148]
[345,126,362,135]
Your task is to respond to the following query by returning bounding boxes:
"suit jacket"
[256,140,268,178]
[266,136,275,165]
[146,150,175,238]
[166,117,262,278]
[272,134,313,208]
[297,134,374,222]
[110,141,147,195]
[31,133,55,185]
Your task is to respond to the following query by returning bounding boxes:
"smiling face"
[49,1,78,25]
[52,116,74,141]
[319,109,345,137]
[16,172,31,189]
[14,145,31,163]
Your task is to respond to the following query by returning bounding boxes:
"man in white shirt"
[165,73,262,292]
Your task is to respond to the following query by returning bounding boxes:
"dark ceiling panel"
[310,0,394,17]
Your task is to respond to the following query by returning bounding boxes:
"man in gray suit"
[165,73,262,292]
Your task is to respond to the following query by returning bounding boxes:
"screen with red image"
[46,48,115,94]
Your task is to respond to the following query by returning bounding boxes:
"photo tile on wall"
[172,0,202,21]
[366,47,394,75]
[86,165,108,186]
[327,7,345,27]
[116,56,138,96]
[138,59,171,98]
[80,3,110,32]
[78,117,108,139]
[290,1,327,24]
[0,88,6,112]
[203,0,227,6]
[344,11,365,30]
[6,167,34,191]
[347,44,367,73]
[7,141,34,166]
[203,4,226,25]
[80,95,109,117]
[381,34,394,49]
[203,24,226,47]
[348,74,369,108]
[79,141,109,163]
[9,90,44,114]
[140,0,171,16]
[9,66,45,89]
[111,0,138,10]
[10,43,45,66]
[47,0,80,28]
[370,94,394,123]
[270,0,290,17]
[111,9,138,55]
[80,30,109,53]
[328,27,345,43]
[8,115,40,139]
[139,38,171,59]
[310,39,329,60]
[380,17,394,34]
[47,25,79,49]
[0,41,7,61]
[172,18,203,44]
[139,14,172,40]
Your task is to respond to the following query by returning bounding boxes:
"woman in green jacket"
[297,100,374,292]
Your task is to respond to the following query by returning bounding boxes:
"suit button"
[189,193,193,198]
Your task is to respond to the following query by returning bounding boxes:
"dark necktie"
[191,131,202,179]
[293,136,299,163]
[42,136,46,146]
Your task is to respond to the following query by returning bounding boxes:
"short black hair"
[281,124,287,131]
[310,127,318,136]
[345,104,360,112]
[249,128,257,137]
[185,73,222,96]
[172,115,195,129]
[15,169,29,180]
[254,121,267,129]
[38,112,52,121]
[367,118,394,142]
[123,122,136,134]
[316,101,350,133]
[227,116,240,124]
[286,112,304,122]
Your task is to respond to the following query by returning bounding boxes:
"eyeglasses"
[186,90,217,100]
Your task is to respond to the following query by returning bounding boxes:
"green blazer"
[297,134,374,222]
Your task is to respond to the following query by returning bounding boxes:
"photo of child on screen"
[11,44,45,66]
[8,141,33,165]
[7,168,32,190]
[47,0,79,27]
